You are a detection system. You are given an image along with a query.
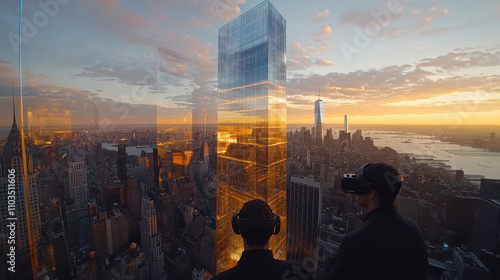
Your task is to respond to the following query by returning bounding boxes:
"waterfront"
[101,143,155,157]
[366,131,500,180]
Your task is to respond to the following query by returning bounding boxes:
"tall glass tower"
[314,98,324,146]
[216,0,287,273]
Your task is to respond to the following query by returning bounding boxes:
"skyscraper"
[92,98,99,132]
[68,159,90,246]
[288,176,322,276]
[141,196,166,280]
[314,97,324,147]
[117,144,127,182]
[0,89,40,279]
[344,114,348,132]
[470,179,500,255]
[217,0,287,273]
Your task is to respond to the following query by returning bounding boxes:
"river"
[366,130,500,180]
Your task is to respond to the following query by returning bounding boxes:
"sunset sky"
[1,0,499,127]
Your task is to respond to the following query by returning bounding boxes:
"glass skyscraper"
[216,0,287,273]
[314,98,324,146]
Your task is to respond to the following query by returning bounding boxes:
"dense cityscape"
[1,1,500,280]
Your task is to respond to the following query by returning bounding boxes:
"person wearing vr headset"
[213,199,312,280]
[324,163,428,280]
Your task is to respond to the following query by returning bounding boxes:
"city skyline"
[0,0,499,126]
[0,64,499,279]
[1,1,500,278]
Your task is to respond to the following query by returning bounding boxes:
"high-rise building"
[141,196,165,280]
[126,178,141,237]
[444,195,479,246]
[203,142,209,163]
[314,97,324,147]
[118,144,127,182]
[470,179,500,255]
[288,176,322,276]
[0,90,40,279]
[69,159,90,247]
[216,0,287,273]
[106,207,129,255]
[395,195,419,223]
[68,159,87,200]
[446,248,489,280]
[92,98,99,131]
[199,224,216,276]
[455,169,465,184]
[344,114,348,132]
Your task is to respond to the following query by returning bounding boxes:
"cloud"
[315,58,333,66]
[290,24,334,71]
[202,0,246,23]
[383,92,500,107]
[322,26,333,36]
[379,3,451,38]
[0,61,18,86]
[75,60,157,87]
[315,9,330,22]
[289,41,313,70]
[286,47,500,118]
[339,9,371,27]
[420,26,459,37]
[96,0,121,11]
[158,47,191,78]
[418,48,500,70]
[0,81,161,127]
[81,0,147,46]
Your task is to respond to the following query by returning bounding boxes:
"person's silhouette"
[213,199,312,280]
[324,163,428,280]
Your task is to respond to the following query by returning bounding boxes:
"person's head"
[232,199,280,249]
[342,163,403,211]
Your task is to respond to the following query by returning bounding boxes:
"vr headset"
[341,163,403,195]
[232,211,281,235]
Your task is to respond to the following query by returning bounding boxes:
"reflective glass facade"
[216,1,287,273]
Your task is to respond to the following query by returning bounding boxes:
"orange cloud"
[315,58,333,66]
[322,26,333,36]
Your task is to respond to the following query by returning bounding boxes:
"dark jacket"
[212,249,313,280]
[324,204,428,280]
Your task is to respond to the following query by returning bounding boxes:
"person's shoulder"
[342,220,372,242]
[275,259,317,280]
[273,258,295,270]
[395,213,423,232]
[211,267,238,280]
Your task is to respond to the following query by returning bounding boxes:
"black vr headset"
[341,163,403,195]
[232,211,281,235]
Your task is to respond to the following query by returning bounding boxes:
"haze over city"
[1,0,500,126]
